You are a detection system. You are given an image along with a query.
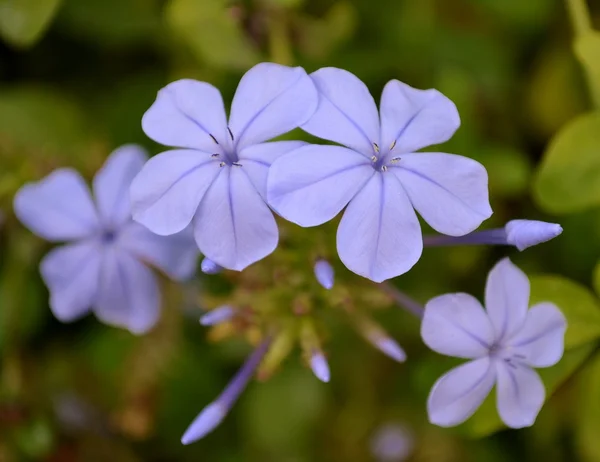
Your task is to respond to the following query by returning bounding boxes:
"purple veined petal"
[495,361,545,429]
[485,258,530,343]
[267,145,373,227]
[238,140,307,200]
[142,79,229,150]
[94,247,160,334]
[505,219,563,251]
[379,80,460,154]
[93,144,147,228]
[302,67,380,157]
[40,240,102,322]
[390,153,492,236]
[130,149,221,236]
[421,293,494,359]
[228,63,318,150]
[337,173,422,282]
[14,169,100,242]
[427,357,496,427]
[201,257,222,275]
[508,302,566,368]
[118,222,198,281]
[314,259,334,290]
[194,166,278,271]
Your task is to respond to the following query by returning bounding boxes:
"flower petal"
[379,80,460,153]
[118,222,199,281]
[337,173,422,282]
[40,240,101,322]
[495,362,545,429]
[390,153,492,236]
[93,144,147,228]
[94,247,160,334]
[130,150,221,236]
[194,166,278,271]
[228,63,318,149]
[142,79,228,150]
[267,145,373,227]
[509,302,566,368]
[427,358,496,427]
[422,293,495,359]
[485,258,530,342]
[14,169,100,241]
[301,67,380,157]
[238,140,307,200]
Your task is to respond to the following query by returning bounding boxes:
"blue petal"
[228,63,318,149]
[238,140,306,200]
[130,149,221,236]
[267,145,373,227]
[40,240,102,322]
[505,219,563,251]
[194,166,278,271]
[94,247,160,334]
[337,173,422,282]
[14,169,100,241]
[93,144,147,228]
[390,153,492,236]
[302,67,380,157]
[379,80,460,154]
[142,79,229,150]
[118,222,199,281]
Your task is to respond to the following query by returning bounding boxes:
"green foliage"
[0,0,62,48]
[576,349,600,462]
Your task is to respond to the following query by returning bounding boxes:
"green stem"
[566,0,592,37]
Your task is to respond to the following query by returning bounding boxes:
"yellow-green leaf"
[533,111,600,214]
[0,0,62,48]
[576,351,600,462]
[574,31,600,108]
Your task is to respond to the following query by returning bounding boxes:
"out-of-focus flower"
[181,338,271,444]
[268,67,491,282]
[423,219,563,251]
[201,257,222,274]
[14,145,198,334]
[199,305,235,326]
[309,350,331,383]
[131,63,317,271]
[421,258,566,428]
[370,423,415,462]
[314,259,334,289]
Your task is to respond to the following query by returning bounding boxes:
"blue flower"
[267,68,492,282]
[13,145,198,334]
[130,63,318,271]
[421,258,566,428]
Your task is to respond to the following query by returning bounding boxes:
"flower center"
[369,142,400,172]
[209,128,242,167]
[102,229,117,243]
[488,343,526,369]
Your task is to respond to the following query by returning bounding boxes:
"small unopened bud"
[371,336,406,362]
[201,257,223,274]
[199,305,234,326]
[181,402,226,444]
[314,259,334,290]
[310,351,331,383]
[505,219,563,251]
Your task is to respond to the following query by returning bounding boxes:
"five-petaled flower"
[130,63,317,271]
[421,258,566,428]
[13,145,198,334]
[267,67,492,282]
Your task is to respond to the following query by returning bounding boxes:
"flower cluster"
[12,62,567,445]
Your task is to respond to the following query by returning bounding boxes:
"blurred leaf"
[533,111,600,214]
[0,0,62,48]
[14,417,54,459]
[574,31,600,107]
[166,0,260,70]
[529,274,600,349]
[576,350,600,462]
[462,342,596,438]
[479,145,532,198]
[473,0,556,30]
[594,260,600,298]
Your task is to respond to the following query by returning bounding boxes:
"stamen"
[373,143,380,153]
[211,153,220,158]
[513,353,526,359]
[390,157,401,164]
[381,165,388,172]
[228,127,234,141]
[232,162,242,167]
[389,140,396,150]
[209,134,219,144]
[219,162,226,168]
[371,156,378,162]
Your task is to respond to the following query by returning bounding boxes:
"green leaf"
[462,342,596,438]
[529,275,600,349]
[0,0,62,48]
[594,260,600,298]
[574,31,600,108]
[576,351,600,462]
[166,0,260,70]
[533,111,600,214]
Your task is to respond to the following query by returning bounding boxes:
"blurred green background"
[2,0,600,460]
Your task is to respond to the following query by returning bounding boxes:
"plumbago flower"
[13,145,198,334]
[268,67,492,282]
[130,63,317,271]
[421,258,566,428]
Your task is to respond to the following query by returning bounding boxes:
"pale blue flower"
[421,258,566,428]
[130,63,317,271]
[13,145,198,334]
[268,67,492,282]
